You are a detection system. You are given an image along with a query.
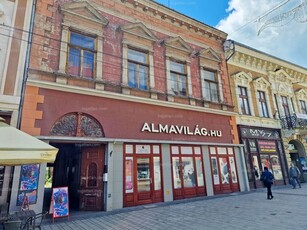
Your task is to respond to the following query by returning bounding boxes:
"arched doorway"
[44,112,106,211]
[289,140,307,183]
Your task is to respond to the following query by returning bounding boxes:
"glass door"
[136,157,153,204]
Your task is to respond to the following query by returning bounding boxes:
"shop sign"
[249,140,257,152]
[141,122,222,137]
[240,127,280,139]
[258,140,277,153]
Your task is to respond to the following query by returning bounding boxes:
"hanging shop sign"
[141,122,222,137]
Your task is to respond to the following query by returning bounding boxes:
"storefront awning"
[0,118,58,166]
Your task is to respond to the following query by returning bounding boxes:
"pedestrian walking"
[289,163,301,189]
[260,167,274,200]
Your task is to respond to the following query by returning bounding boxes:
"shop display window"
[195,157,204,186]
[154,157,161,190]
[219,158,230,184]
[171,145,205,190]
[211,157,220,185]
[172,157,181,189]
[125,157,133,193]
[217,147,227,155]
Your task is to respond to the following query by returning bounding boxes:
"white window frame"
[232,72,254,116]
[253,77,272,118]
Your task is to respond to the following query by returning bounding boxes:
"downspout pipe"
[17,0,36,129]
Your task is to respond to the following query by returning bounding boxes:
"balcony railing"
[280,113,307,129]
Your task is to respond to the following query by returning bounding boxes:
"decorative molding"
[295,89,307,101]
[232,71,253,87]
[60,0,108,26]
[50,112,104,137]
[253,77,271,91]
[198,47,221,63]
[120,22,158,42]
[165,36,193,54]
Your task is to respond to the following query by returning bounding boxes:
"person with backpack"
[260,167,274,200]
[289,163,301,189]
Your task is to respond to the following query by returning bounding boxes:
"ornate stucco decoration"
[295,89,307,101]
[232,71,253,87]
[269,69,294,95]
[50,112,104,137]
[60,0,108,32]
[253,77,271,91]
[120,22,158,43]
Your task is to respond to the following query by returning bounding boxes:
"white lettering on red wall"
[141,123,222,137]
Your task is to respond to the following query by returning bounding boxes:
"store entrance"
[43,143,105,212]
[209,146,239,194]
[136,157,153,204]
[124,144,163,207]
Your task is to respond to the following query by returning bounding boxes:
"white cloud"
[217,0,307,68]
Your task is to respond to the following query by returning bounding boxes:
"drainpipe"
[8,0,37,210]
[17,0,36,129]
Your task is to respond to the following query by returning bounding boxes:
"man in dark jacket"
[260,167,274,200]
[289,163,301,189]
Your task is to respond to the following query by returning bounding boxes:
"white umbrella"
[0,118,58,166]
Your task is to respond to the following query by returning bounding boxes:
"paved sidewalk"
[42,185,307,230]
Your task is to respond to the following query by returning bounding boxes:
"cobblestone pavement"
[42,185,307,230]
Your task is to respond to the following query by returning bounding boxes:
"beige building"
[0,0,35,210]
[226,41,307,189]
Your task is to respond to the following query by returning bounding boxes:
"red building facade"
[21,0,247,212]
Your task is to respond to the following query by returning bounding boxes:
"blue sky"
[155,0,307,68]
[155,0,230,27]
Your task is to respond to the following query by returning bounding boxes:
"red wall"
[37,89,234,143]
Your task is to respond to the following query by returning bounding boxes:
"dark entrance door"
[79,146,105,211]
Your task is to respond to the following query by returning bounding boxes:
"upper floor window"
[238,86,251,115]
[202,69,218,103]
[170,61,187,96]
[300,100,307,114]
[281,96,290,116]
[67,32,96,78]
[128,49,149,90]
[257,91,269,118]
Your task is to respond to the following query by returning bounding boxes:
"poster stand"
[50,187,69,223]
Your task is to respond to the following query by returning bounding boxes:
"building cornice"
[27,79,237,117]
[90,0,226,48]
[228,43,307,85]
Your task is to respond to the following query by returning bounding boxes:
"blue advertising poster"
[52,187,69,219]
[17,164,40,206]
[300,157,307,173]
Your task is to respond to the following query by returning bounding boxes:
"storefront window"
[270,155,283,180]
[252,156,260,180]
[182,157,195,188]
[219,158,230,184]
[217,147,227,154]
[210,147,216,154]
[229,157,237,183]
[261,155,271,171]
[195,157,204,186]
[172,157,181,189]
[154,157,161,190]
[181,146,193,154]
[125,157,133,193]
[211,157,220,185]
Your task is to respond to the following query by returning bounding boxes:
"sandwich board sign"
[50,187,69,222]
